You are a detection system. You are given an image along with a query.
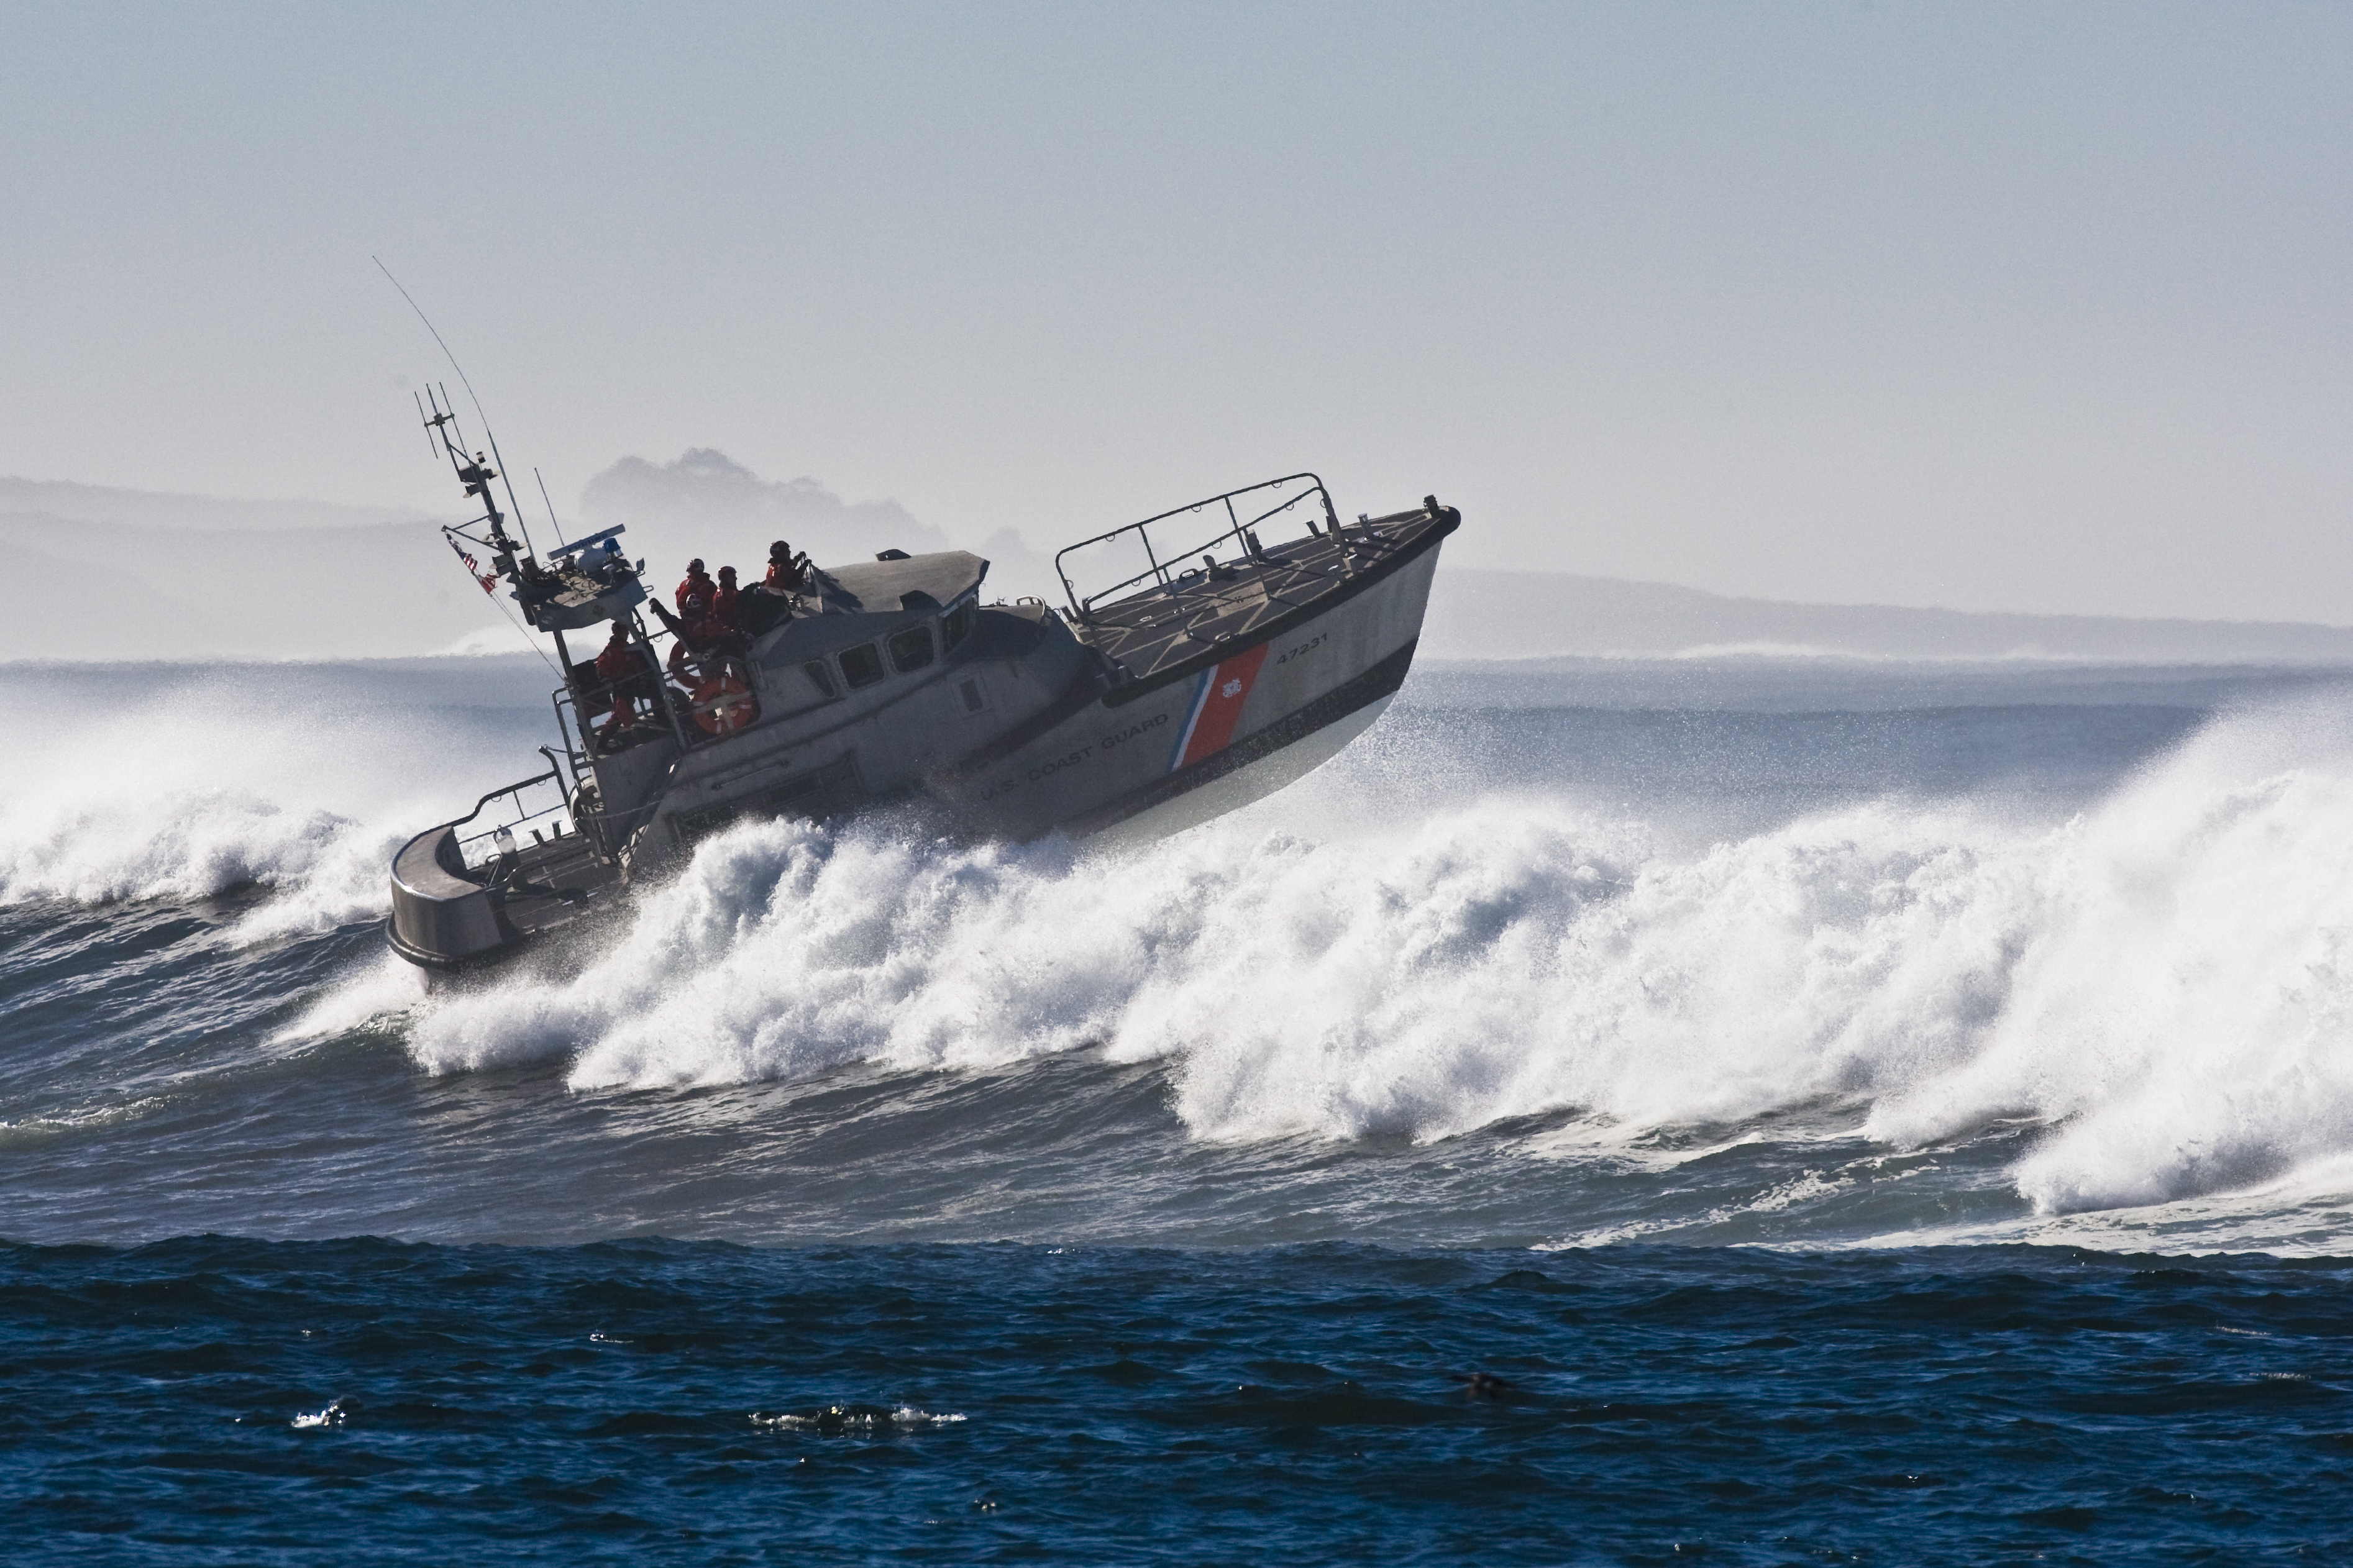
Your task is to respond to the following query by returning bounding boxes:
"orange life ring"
[688,673,759,736]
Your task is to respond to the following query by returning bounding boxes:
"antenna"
[483,426,537,560]
[535,467,567,547]
[375,257,490,434]
[376,255,538,562]
[412,390,438,457]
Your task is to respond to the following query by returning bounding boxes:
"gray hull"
[946,558,1435,842]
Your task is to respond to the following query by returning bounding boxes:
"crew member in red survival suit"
[675,558,716,614]
[669,611,749,683]
[712,565,743,629]
[593,621,650,740]
[764,540,806,592]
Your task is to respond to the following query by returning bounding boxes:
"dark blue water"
[11,655,2353,1560]
[9,1238,2349,1564]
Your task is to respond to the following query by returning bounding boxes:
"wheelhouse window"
[802,660,838,700]
[941,597,975,650]
[837,643,886,689]
[887,624,936,673]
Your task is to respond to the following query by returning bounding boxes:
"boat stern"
[386,825,508,970]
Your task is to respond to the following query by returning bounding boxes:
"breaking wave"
[405,698,2353,1218]
[0,660,538,941]
[0,782,370,913]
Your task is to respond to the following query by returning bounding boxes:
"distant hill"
[0,478,503,660]
[0,510,518,660]
[0,458,1059,661]
[9,470,2352,666]
[580,449,1061,603]
[1422,569,2353,665]
[0,475,432,534]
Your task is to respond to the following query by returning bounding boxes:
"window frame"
[887,622,937,674]
[941,595,977,651]
[836,642,887,690]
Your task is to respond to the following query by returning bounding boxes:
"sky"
[2,1,2348,621]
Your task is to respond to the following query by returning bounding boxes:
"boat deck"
[1075,501,1453,691]
[490,833,626,942]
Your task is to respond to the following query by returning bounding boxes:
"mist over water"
[1,657,550,936]
[9,653,2353,1254]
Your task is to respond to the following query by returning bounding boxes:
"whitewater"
[9,654,2353,1254]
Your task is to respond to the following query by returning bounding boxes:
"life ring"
[688,673,759,736]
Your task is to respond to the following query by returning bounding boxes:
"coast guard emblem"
[1168,644,1272,773]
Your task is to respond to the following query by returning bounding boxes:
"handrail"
[538,642,760,864]
[447,770,559,832]
[1054,472,1341,620]
[556,647,758,751]
[562,662,674,754]
[447,770,559,861]
[413,767,590,878]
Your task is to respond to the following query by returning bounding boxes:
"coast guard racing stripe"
[1167,643,1271,773]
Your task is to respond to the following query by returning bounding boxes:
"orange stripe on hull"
[1168,642,1272,773]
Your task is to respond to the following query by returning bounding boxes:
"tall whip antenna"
[535,467,567,547]
[374,256,489,432]
[375,255,537,558]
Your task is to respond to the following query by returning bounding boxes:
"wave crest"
[406,703,2353,1217]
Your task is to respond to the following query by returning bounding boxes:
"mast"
[418,385,562,660]
[414,385,681,747]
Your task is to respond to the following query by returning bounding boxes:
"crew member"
[764,540,805,593]
[676,557,716,614]
[593,621,650,742]
[669,608,749,683]
[666,625,699,684]
[711,565,743,629]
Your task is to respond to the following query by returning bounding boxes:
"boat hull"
[943,543,1438,841]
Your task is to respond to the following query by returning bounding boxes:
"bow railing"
[1054,473,1341,621]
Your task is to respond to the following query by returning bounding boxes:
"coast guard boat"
[386,391,1460,970]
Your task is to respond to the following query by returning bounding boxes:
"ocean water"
[7,652,2353,1561]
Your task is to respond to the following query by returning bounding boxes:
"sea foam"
[25,655,2353,1221]
[402,695,2353,1216]
[0,661,536,941]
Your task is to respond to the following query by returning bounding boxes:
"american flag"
[447,538,499,594]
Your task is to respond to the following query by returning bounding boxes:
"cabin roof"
[748,549,993,667]
[816,551,988,613]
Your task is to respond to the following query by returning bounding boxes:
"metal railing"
[451,752,662,872]
[553,650,759,756]
[1054,473,1341,621]
[532,641,765,864]
[448,770,574,873]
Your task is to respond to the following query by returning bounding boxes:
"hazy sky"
[4,2,2348,619]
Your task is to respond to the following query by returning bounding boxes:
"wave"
[399,696,2353,1218]
[0,661,540,941]
[1445,643,2353,669]
[24,654,2353,1225]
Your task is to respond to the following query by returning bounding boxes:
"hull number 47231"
[1275,634,1327,666]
